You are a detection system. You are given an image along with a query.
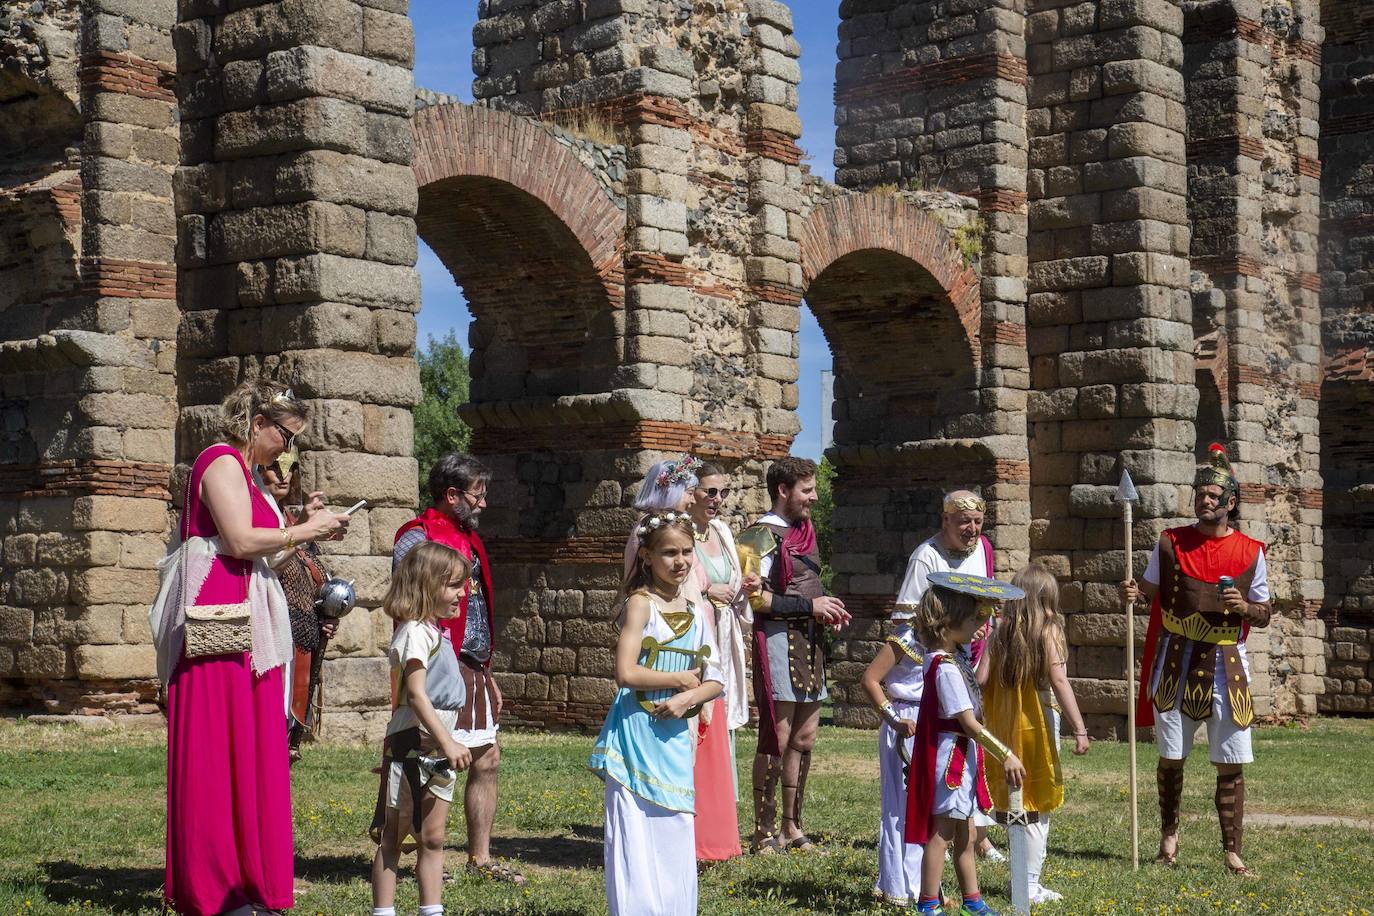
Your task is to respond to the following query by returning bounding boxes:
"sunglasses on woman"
[697,486,731,500]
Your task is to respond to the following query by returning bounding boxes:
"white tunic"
[894,536,989,619]
[604,780,696,916]
[875,626,926,905]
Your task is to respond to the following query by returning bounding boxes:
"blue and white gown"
[590,598,723,916]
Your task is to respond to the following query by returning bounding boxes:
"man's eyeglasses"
[457,489,487,505]
[697,487,731,500]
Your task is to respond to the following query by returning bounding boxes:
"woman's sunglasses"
[697,487,731,500]
[270,419,296,450]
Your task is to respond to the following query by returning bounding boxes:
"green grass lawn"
[1,717,1372,915]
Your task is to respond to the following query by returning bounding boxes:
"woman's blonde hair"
[383,541,471,624]
[622,514,695,599]
[988,562,1065,689]
[219,378,308,445]
[913,583,981,649]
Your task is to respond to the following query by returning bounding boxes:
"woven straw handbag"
[179,470,252,659]
[184,597,252,658]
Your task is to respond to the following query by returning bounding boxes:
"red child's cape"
[903,654,992,844]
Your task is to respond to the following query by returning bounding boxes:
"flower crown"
[636,510,690,542]
[656,455,702,489]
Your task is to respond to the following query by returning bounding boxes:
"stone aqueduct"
[2,0,1373,737]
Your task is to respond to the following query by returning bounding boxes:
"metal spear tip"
[1116,467,1139,502]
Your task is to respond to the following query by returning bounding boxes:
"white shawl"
[148,533,294,683]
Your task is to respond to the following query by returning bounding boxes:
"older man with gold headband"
[895,491,995,616]
[893,489,1006,861]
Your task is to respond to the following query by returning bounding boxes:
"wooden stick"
[1124,497,1140,871]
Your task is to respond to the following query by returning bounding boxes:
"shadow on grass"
[40,861,163,913]
[295,851,372,882]
[489,829,605,870]
[730,872,873,912]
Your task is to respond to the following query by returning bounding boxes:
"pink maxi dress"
[165,443,294,915]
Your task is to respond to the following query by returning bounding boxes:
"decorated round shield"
[926,569,1025,601]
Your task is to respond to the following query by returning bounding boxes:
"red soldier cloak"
[1134,525,1265,727]
[394,507,496,669]
[904,653,992,845]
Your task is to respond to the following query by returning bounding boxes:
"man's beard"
[453,502,480,530]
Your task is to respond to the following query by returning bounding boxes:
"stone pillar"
[174,0,421,740]
[832,0,1032,578]
[1183,0,1326,719]
[0,0,178,715]
[1026,0,1197,735]
[1318,0,1374,714]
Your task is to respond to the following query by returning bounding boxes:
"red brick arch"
[411,103,624,294]
[800,193,981,364]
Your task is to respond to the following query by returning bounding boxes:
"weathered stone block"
[265,46,413,115]
[215,0,365,62]
[74,644,156,679]
[72,496,170,533]
[273,253,419,310]
[216,98,368,161]
[300,451,418,507]
[275,150,417,216]
[69,567,160,606]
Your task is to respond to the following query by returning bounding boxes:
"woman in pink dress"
[686,463,749,862]
[163,380,348,916]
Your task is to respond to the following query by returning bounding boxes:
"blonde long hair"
[383,541,471,624]
[989,563,1065,689]
[219,378,307,445]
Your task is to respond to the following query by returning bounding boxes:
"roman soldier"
[736,457,850,854]
[1123,443,1272,876]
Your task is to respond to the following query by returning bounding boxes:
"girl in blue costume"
[590,511,724,916]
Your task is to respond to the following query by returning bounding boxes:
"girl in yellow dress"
[977,563,1091,904]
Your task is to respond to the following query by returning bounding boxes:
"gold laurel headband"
[943,494,986,514]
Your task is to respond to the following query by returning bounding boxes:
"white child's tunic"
[875,625,926,906]
[930,651,980,818]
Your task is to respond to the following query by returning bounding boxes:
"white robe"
[875,628,926,905]
[604,779,696,916]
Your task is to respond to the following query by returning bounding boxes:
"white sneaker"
[980,844,1007,863]
[1030,884,1063,903]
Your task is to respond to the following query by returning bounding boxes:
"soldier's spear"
[1116,466,1140,871]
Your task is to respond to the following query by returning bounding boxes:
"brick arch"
[412,103,623,292]
[797,193,990,624]
[411,103,627,404]
[800,193,981,364]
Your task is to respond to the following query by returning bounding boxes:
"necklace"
[649,583,681,603]
[693,523,710,543]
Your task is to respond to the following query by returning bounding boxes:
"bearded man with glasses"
[380,452,525,885]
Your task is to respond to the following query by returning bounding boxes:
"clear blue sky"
[410,2,839,459]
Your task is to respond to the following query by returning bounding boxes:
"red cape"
[394,507,496,667]
[903,654,991,844]
[1134,525,1265,726]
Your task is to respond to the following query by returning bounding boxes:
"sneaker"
[1030,884,1063,903]
[960,899,998,916]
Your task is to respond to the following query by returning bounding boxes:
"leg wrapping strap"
[1215,771,1244,855]
[1158,763,1184,835]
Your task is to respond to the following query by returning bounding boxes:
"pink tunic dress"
[164,444,293,915]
